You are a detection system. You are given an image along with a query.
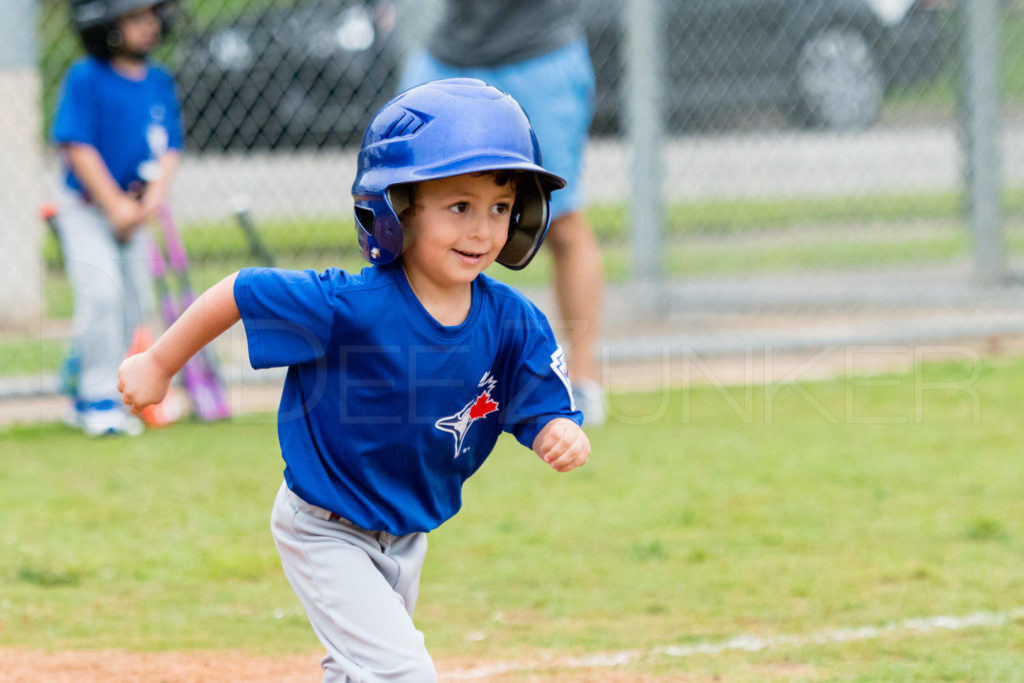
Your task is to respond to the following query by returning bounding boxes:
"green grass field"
[3,353,1024,679]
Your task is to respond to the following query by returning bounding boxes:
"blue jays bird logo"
[435,372,500,458]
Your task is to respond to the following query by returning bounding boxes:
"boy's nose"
[466,214,489,239]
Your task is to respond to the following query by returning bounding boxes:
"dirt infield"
[0,648,319,683]
[0,647,709,682]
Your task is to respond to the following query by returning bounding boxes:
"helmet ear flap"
[353,193,403,265]
[354,206,375,236]
[497,172,550,271]
[106,27,124,51]
[79,24,115,58]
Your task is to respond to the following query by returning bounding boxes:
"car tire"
[791,26,884,131]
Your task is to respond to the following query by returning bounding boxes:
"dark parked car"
[175,0,399,151]
[176,0,952,150]
[584,0,953,134]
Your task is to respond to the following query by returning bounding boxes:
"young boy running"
[118,78,590,681]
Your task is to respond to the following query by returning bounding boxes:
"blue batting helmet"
[352,78,566,270]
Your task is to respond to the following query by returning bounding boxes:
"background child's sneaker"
[572,379,606,428]
[68,400,144,437]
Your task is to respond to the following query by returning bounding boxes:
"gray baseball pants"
[56,188,154,403]
[271,482,436,683]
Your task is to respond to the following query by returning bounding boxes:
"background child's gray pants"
[56,188,154,404]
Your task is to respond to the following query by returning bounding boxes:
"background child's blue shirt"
[235,263,582,535]
[52,57,183,196]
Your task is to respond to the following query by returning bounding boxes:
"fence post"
[393,0,440,68]
[624,0,665,313]
[0,0,43,328]
[959,0,1004,286]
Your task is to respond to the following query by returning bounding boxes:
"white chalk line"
[444,608,1024,679]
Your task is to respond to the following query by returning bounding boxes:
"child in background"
[118,79,590,681]
[53,0,183,435]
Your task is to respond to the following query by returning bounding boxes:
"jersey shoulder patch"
[549,346,575,411]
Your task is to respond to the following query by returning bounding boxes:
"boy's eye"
[491,203,510,216]
[449,201,469,214]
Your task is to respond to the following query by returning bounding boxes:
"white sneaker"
[572,379,607,428]
[72,401,144,437]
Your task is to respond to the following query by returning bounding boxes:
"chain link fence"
[1,0,1023,402]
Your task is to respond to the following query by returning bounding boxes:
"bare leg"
[545,210,604,384]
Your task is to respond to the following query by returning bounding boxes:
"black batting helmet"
[69,0,178,59]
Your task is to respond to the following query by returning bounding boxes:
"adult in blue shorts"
[400,0,607,425]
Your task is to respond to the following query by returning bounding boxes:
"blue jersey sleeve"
[234,267,338,369]
[501,301,583,448]
[52,62,98,147]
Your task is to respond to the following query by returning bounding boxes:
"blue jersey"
[52,57,183,197]
[235,264,582,535]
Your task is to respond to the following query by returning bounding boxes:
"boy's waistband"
[281,483,358,529]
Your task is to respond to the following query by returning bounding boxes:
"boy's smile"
[401,172,515,305]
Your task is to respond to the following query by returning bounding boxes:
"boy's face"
[117,6,163,58]
[401,172,515,291]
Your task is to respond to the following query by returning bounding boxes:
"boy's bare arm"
[140,150,181,219]
[532,418,590,472]
[119,272,241,413]
[64,143,145,238]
